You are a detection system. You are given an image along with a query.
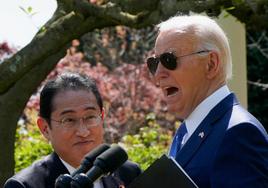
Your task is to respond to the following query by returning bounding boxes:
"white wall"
[216,11,248,108]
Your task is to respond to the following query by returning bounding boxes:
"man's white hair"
[157,14,232,80]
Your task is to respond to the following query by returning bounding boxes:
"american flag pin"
[198,132,205,138]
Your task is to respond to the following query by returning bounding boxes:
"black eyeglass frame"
[146,50,210,75]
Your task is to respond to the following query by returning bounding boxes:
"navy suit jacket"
[4,152,141,188]
[175,93,268,188]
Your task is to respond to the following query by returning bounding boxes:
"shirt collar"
[59,157,76,174]
[185,85,231,139]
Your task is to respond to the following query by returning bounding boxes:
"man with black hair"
[4,72,141,188]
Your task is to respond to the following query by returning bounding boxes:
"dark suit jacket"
[4,152,141,188]
[175,93,268,188]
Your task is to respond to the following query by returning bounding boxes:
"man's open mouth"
[165,87,179,97]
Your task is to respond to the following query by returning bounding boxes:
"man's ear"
[206,51,220,79]
[37,117,51,141]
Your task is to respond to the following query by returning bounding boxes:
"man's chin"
[167,105,178,113]
[80,144,99,156]
[167,106,185,120]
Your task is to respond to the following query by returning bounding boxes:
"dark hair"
[39,72,103,121]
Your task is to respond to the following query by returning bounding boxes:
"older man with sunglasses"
[147,14,268,188]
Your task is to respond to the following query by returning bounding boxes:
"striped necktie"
[169,122,187,158]
[176,122,187,152]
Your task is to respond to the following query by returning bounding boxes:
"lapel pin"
[198,132,205,138]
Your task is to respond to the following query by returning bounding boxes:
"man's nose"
[154,62,169,84]
[76,120,90,137]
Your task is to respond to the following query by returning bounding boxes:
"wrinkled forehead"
[154,29,199,56]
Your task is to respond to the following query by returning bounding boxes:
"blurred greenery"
[15,110,52,172]
[120,113,174,170]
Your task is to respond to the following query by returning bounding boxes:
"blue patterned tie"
[169,122,187,158]
[176,122,187,152]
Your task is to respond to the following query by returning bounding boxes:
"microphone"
[70,145,128,188]
[55,143,110,188]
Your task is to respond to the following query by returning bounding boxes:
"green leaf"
[27,6,33,13]
[225,6,235,11]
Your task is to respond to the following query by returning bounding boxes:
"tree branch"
[1,0,268,94]
[0,9,113,94]
[110,0,159,14]
[74,0,148,25]
[0,11,84,93]
[0,43,70,185]
[248,80,268,90]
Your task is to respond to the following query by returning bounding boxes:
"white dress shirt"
[181,85,231,146]
[60,158,103,188]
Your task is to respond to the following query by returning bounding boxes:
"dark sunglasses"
[146,50,210,75]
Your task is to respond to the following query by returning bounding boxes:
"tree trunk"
[0,46,69,187]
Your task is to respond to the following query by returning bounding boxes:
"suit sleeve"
[4,178,25,188]
[211,123,268,188]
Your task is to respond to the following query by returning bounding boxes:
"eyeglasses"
[50,114,102,130]
[146,50,210,75]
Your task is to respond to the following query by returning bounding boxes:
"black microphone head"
[71,173,93,188]
[81,143,110,166]
[94,145,128,173]
[55,174,72,188]
[71,145,128,187]
[71,143,110,176]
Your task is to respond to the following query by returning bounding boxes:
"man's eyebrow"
[59,106,97,116]
[60,110,75,116]
[84,106,97,111]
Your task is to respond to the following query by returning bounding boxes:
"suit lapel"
[46,152,69,187]
[176,93,239,167]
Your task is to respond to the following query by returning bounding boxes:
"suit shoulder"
[228,105,267,137]
[212,122,268,187]
[226,123,268,143]
[4,155,51,188]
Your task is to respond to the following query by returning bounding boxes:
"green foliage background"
[120,113,173,170]
[15,110,52,172]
